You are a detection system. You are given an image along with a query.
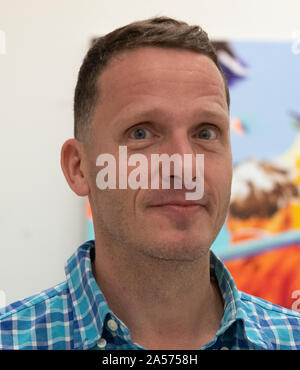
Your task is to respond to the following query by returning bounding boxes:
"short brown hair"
[74,16,230,141]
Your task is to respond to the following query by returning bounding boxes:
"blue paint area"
[87,220,95,240]
[215,230,300,261]
[229,41,300,164]
[211,224,231,256]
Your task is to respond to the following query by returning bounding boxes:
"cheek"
[95,188,131,214]
[91,188,135,239]
[204,156,232,198]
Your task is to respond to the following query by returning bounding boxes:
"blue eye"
[197,127,217,140]
[130,127,151,140]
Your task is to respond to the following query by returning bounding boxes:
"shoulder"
[239,290,300,349]
[0,281,75,349]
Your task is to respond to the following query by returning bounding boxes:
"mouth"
[149,201,205,218]
[157,201,201,206]
[149,199,206,207]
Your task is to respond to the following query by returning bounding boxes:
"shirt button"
[220,346,229,350]
[107,319,118,331]
[97,338,107,348]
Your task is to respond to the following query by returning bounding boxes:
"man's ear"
[60,138,90,196]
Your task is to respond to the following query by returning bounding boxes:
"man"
[0,16,300,350]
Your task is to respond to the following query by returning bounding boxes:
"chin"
[142,235,211,262]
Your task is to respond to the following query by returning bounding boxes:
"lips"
[148,198,207,208]
[144,192,209,219]
[147,197,206,220]
[149,203,204,221]
[151,200,202,207]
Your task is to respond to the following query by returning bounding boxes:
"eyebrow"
[196,107,229,124]
[110,106,168,127]
[110,104,228,129]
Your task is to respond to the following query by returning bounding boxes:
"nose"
[156,131,199,187]
[162,131,195,158]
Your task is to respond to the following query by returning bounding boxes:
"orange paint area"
[224,157,300,310]
[225,245,300,310]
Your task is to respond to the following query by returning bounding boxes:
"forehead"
[95,47,227,122]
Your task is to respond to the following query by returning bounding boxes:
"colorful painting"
[211,41,300,311]
[86,41,300,311]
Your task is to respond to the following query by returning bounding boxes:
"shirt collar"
[209,251,268,349]
[65,240,267,350]
[65,240,112,349]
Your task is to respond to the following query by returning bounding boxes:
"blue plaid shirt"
[0,240,300,350]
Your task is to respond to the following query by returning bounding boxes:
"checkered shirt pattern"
[0,240,300,350]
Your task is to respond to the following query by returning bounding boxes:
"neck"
[92,233,224,350]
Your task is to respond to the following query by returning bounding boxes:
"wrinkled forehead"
[97,46,227,107]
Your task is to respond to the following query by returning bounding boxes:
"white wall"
[0,0,299,305]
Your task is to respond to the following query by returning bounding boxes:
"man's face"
[85,47,232,261]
